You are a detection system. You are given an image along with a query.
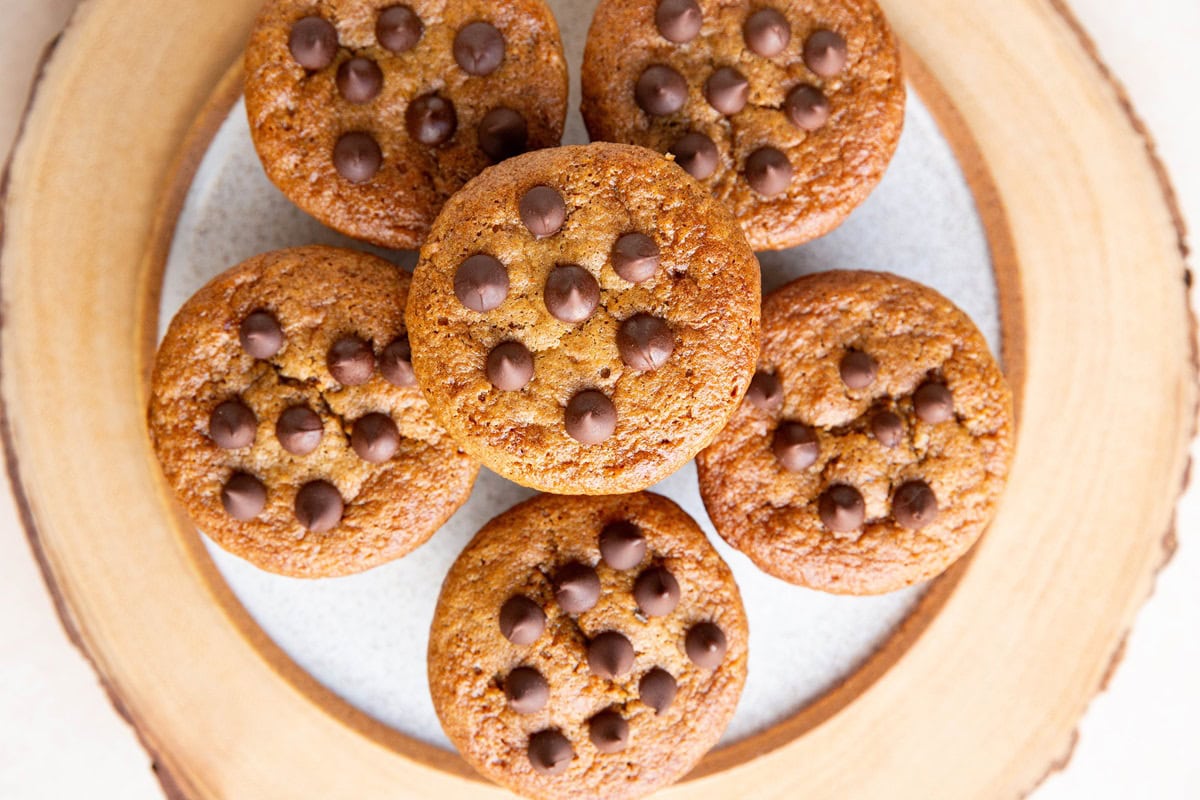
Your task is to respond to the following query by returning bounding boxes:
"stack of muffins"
[149,1,1014,798]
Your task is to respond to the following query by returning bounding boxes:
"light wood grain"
[0,0,1192,798]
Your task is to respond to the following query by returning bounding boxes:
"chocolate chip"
[839,350,877,389]
[478,107,528,162]
[327,335,375,385]
[519,186,566,238]
[554,561,600,613]
[505,667,549,714]
[818,484,865,532]
[745,371,783,412]
[744,8,790,57]
[336,57,382,104]
[405,93,457,146]
[454,21,505,76]
[599,521,646,569]
[670,132,719,180]
[486,341,534,391]
[380,337,416,387]
[914,381,954,423]
[636,64,688,116]
[773,422,818,471]
[528,730,573,776]
[587,631,635,678]
[745,147,793,196]
[499,596,545,645]
[544,265,599,324]
[871,410,903,448]
[617,314,674,372]
[351,413,400,463]
[289,16,338,70]
[634,567,680,617]
[785,84,830,131]
[333,132,382,183]
[704,67,749,115]
[893,480,938,530]
[588,710,629,753]
[804,29,848,77]
[611,233,660,283]
[294,480,343,533]
[376,5,423,53]
[685,622,727,669]
[655,0,702,42]
[454,254,508,312]
[565,390,617,445]
[275,406,323,456]
[209,400,256,449]
[239,310,283,358]
[639,668,677,713]
[221,472,266,521]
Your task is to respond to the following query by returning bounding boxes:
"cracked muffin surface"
[428,491,748,800]
[148,245,479,577]
[696,271,1014,594]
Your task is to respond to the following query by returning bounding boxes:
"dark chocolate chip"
[773,422,818,471]
[655,0,702,43]
[818,484,865,532]
[327,335,375,385]
[565,390,617,445]
[289,16,338,70]
[803,29,848,77]
[275,405,323,456]
[405,93,457,146]
[486,341,534,391]
[239,310,283,359]
[454,21,504,76]
[893,480,938,530]
[839,350,877,389]
[588,710,630,753]
[635,64,688,116]
[745,146,793,196]
[528,730,573,776]
[914,381,954,423]
[380,337,416,387]
[611,233,660,283]
[617,314,674,372]
[544,265,600,324]
[376,5,423,53]
[519,186,566,238]
[454,254,508,312]
[639,668,677,713]
[670,132,719,180]
[336,57,383,104]
[209,400,256,449]
[744,8,790,57]
[294,480,343,533]
[587,631,635,678]
[554,561,600,613]
[745,371,783,412]
[599,521,646,570]
[505,667,550,714]
[685,622,727,669]
[704,67,749,115]
[333,132,382,183]
[478,107,528,161]
[351,413,400,463]
[499,596,545,645]
[785,84,830,131]
[634,566,680,617]
[871,410,903,448]
[221,472,266,521]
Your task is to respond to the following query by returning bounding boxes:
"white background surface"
[1,0,1196,797]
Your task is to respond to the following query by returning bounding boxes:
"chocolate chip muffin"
[148,246,479,578]
[428,492,747,800]
[696,271,1014,594]
[406,143,761,495]
[581,0,905,250]
[244,0,568,249]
